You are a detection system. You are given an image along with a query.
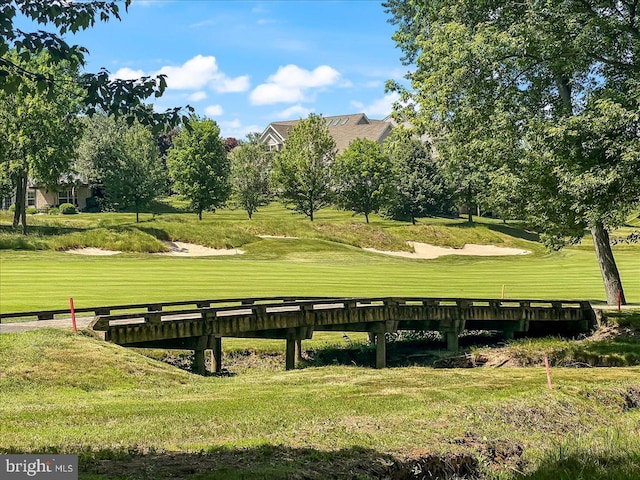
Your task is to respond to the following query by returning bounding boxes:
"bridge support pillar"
[194,348,206,375]
[210,336,222,373]
[193,336,209,375]
[446,331,459,352]
[375,333,386,369]
[295,339,303,361]
[286,336,296,371]
[503,328,515,341]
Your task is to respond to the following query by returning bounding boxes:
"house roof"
[28,173,89,188]
[260,113,393,153]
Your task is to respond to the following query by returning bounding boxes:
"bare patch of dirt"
[81,446,485,479]
[589,324,640,341]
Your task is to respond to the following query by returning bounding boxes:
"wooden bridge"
[87,296,596,373]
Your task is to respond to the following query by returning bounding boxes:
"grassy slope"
[1,330,639,479]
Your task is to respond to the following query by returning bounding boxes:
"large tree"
[77,115,165,222]
[1,0,189,131]
[384,129,454,224]
[0,52,82,234]
[385,0,640,305]
[271,114,336,221]
[166,118,231,220]
[229,141,272,219]
[333,138,395,224]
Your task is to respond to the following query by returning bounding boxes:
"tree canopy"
[230,142,272,219]
[1,0,190,131]
[272,114,336,221]
[0,51,82,233]
[333,138,395,223]
[77,115,165,222]
[166,118,231,220]
[385,0,640,304]
[384,129,453,224]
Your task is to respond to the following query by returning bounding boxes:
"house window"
[27,189,36,207]
[58,189,77,206]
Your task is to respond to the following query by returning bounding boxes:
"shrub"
[26,207,38,215]
[48,207,59,215]
[59,203,78,215]
[8,204,15,212]
[85,196,101,213]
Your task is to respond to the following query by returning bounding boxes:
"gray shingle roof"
[261,113,393,153]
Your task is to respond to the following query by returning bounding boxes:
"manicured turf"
[2,204,637,314]
[1,246,638,313]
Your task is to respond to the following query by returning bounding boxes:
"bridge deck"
[89,297,596,373]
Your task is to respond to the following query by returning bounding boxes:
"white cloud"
[111,67,145,80]
[351,92,400,118]
[275,105,314,119]
[250,64,341,105]
[204,104,224,116]
[269,64,340,89]
[156,55,217,90]
[251,84,305,105]
[219,119,263,139]
[188,91,208,102]
[112,55,250,94]
[215,75,251,93]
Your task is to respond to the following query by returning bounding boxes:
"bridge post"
[209,336,222,373]
[285,339,296,371]
[295,339,303,361]
[193,336,208,375]
[445,331,459,352]
[375,332,386,369]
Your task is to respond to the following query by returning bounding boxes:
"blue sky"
[66,0,409,139]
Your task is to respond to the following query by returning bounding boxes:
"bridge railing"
[88,296,594,330]
[0,296,331,323]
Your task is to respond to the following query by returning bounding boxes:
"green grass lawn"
[0,330,639,479]
[1,245,638,313]
[2,204,638,314]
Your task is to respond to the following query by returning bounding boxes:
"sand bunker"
[364,241,530,259]
[65,247,121,256]
[257,235,300,239]
[156,241,244,256]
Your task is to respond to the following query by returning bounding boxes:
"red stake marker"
[544,355,553,389]
[70,297,77,332]
[618,290,621,313]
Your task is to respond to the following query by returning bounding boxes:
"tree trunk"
[198,210,202,221]
[466,184,473,223]
[136,210,139,223]
[591,222,626,305]
[13,171,28,234]
[411,216,416,225]
[365,212,369,224]
[12,172,23,229]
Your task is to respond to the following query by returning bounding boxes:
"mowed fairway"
[1,245,639,313]
[1,203,639,313]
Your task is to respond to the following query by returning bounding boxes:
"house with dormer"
[260,113,393,154]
